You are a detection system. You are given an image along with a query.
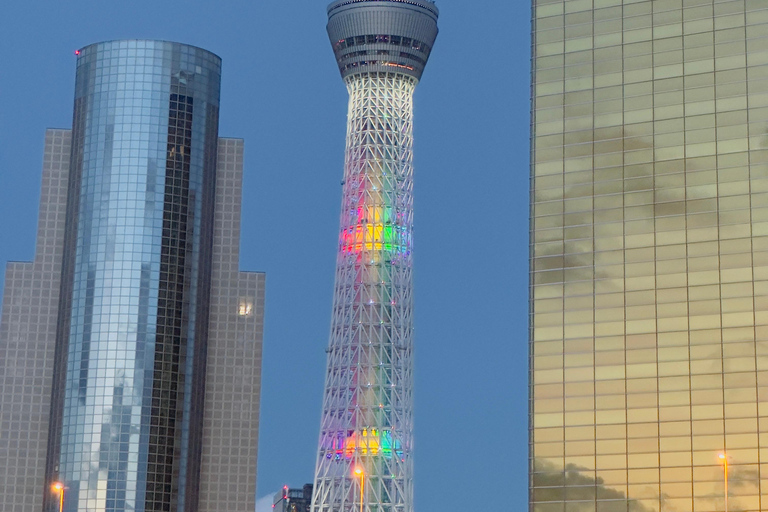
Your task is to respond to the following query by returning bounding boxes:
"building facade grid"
[530,1,768,512]
[0,129,71,512]
[198,138,264,512]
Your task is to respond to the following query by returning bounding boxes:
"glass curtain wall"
[530,1,768,511]
[50,40,221,512]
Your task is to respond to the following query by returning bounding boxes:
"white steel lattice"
[312,72,417,512]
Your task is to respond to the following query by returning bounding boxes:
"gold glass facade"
[530,1,768,511]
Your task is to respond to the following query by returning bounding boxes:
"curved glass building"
[53,39,220,512]
[312,2,438,512]
[23,40,266,512]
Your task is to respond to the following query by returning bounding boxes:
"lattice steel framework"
[315,3,438,510]
[312,72,418,512]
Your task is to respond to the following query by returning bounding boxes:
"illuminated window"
[238,300,253,317]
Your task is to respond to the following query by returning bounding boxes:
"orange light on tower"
[718,453,729,512]
[52,482,65,512]
[354,467,364,512]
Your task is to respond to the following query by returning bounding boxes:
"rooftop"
[327,0,439,18]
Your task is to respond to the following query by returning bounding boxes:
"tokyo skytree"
[312,1,438,512]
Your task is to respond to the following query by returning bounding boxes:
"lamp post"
[718,453,729,512]
[52,482,65,512]
[354,467,364,512]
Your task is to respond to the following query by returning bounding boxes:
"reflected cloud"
[532,459,655,512]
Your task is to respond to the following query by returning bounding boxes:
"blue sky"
[0,1,530,509]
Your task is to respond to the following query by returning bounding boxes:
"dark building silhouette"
[274,484,313,512]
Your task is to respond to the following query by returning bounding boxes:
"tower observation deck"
[312,2,438,512]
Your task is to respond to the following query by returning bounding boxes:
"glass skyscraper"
[0,40,264,512]
[530,1,768,511]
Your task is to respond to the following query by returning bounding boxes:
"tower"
[0,40,264,512]
[530,2,768,511]
[312,2,438,512]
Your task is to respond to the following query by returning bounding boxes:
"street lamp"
[354,467,364,512]
[718,453,729,512]
[52,482,65,512]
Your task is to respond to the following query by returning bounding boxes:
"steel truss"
[312,72,417,512]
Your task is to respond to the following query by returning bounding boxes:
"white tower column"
[314,72,416,512]
[313,2,438,512]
